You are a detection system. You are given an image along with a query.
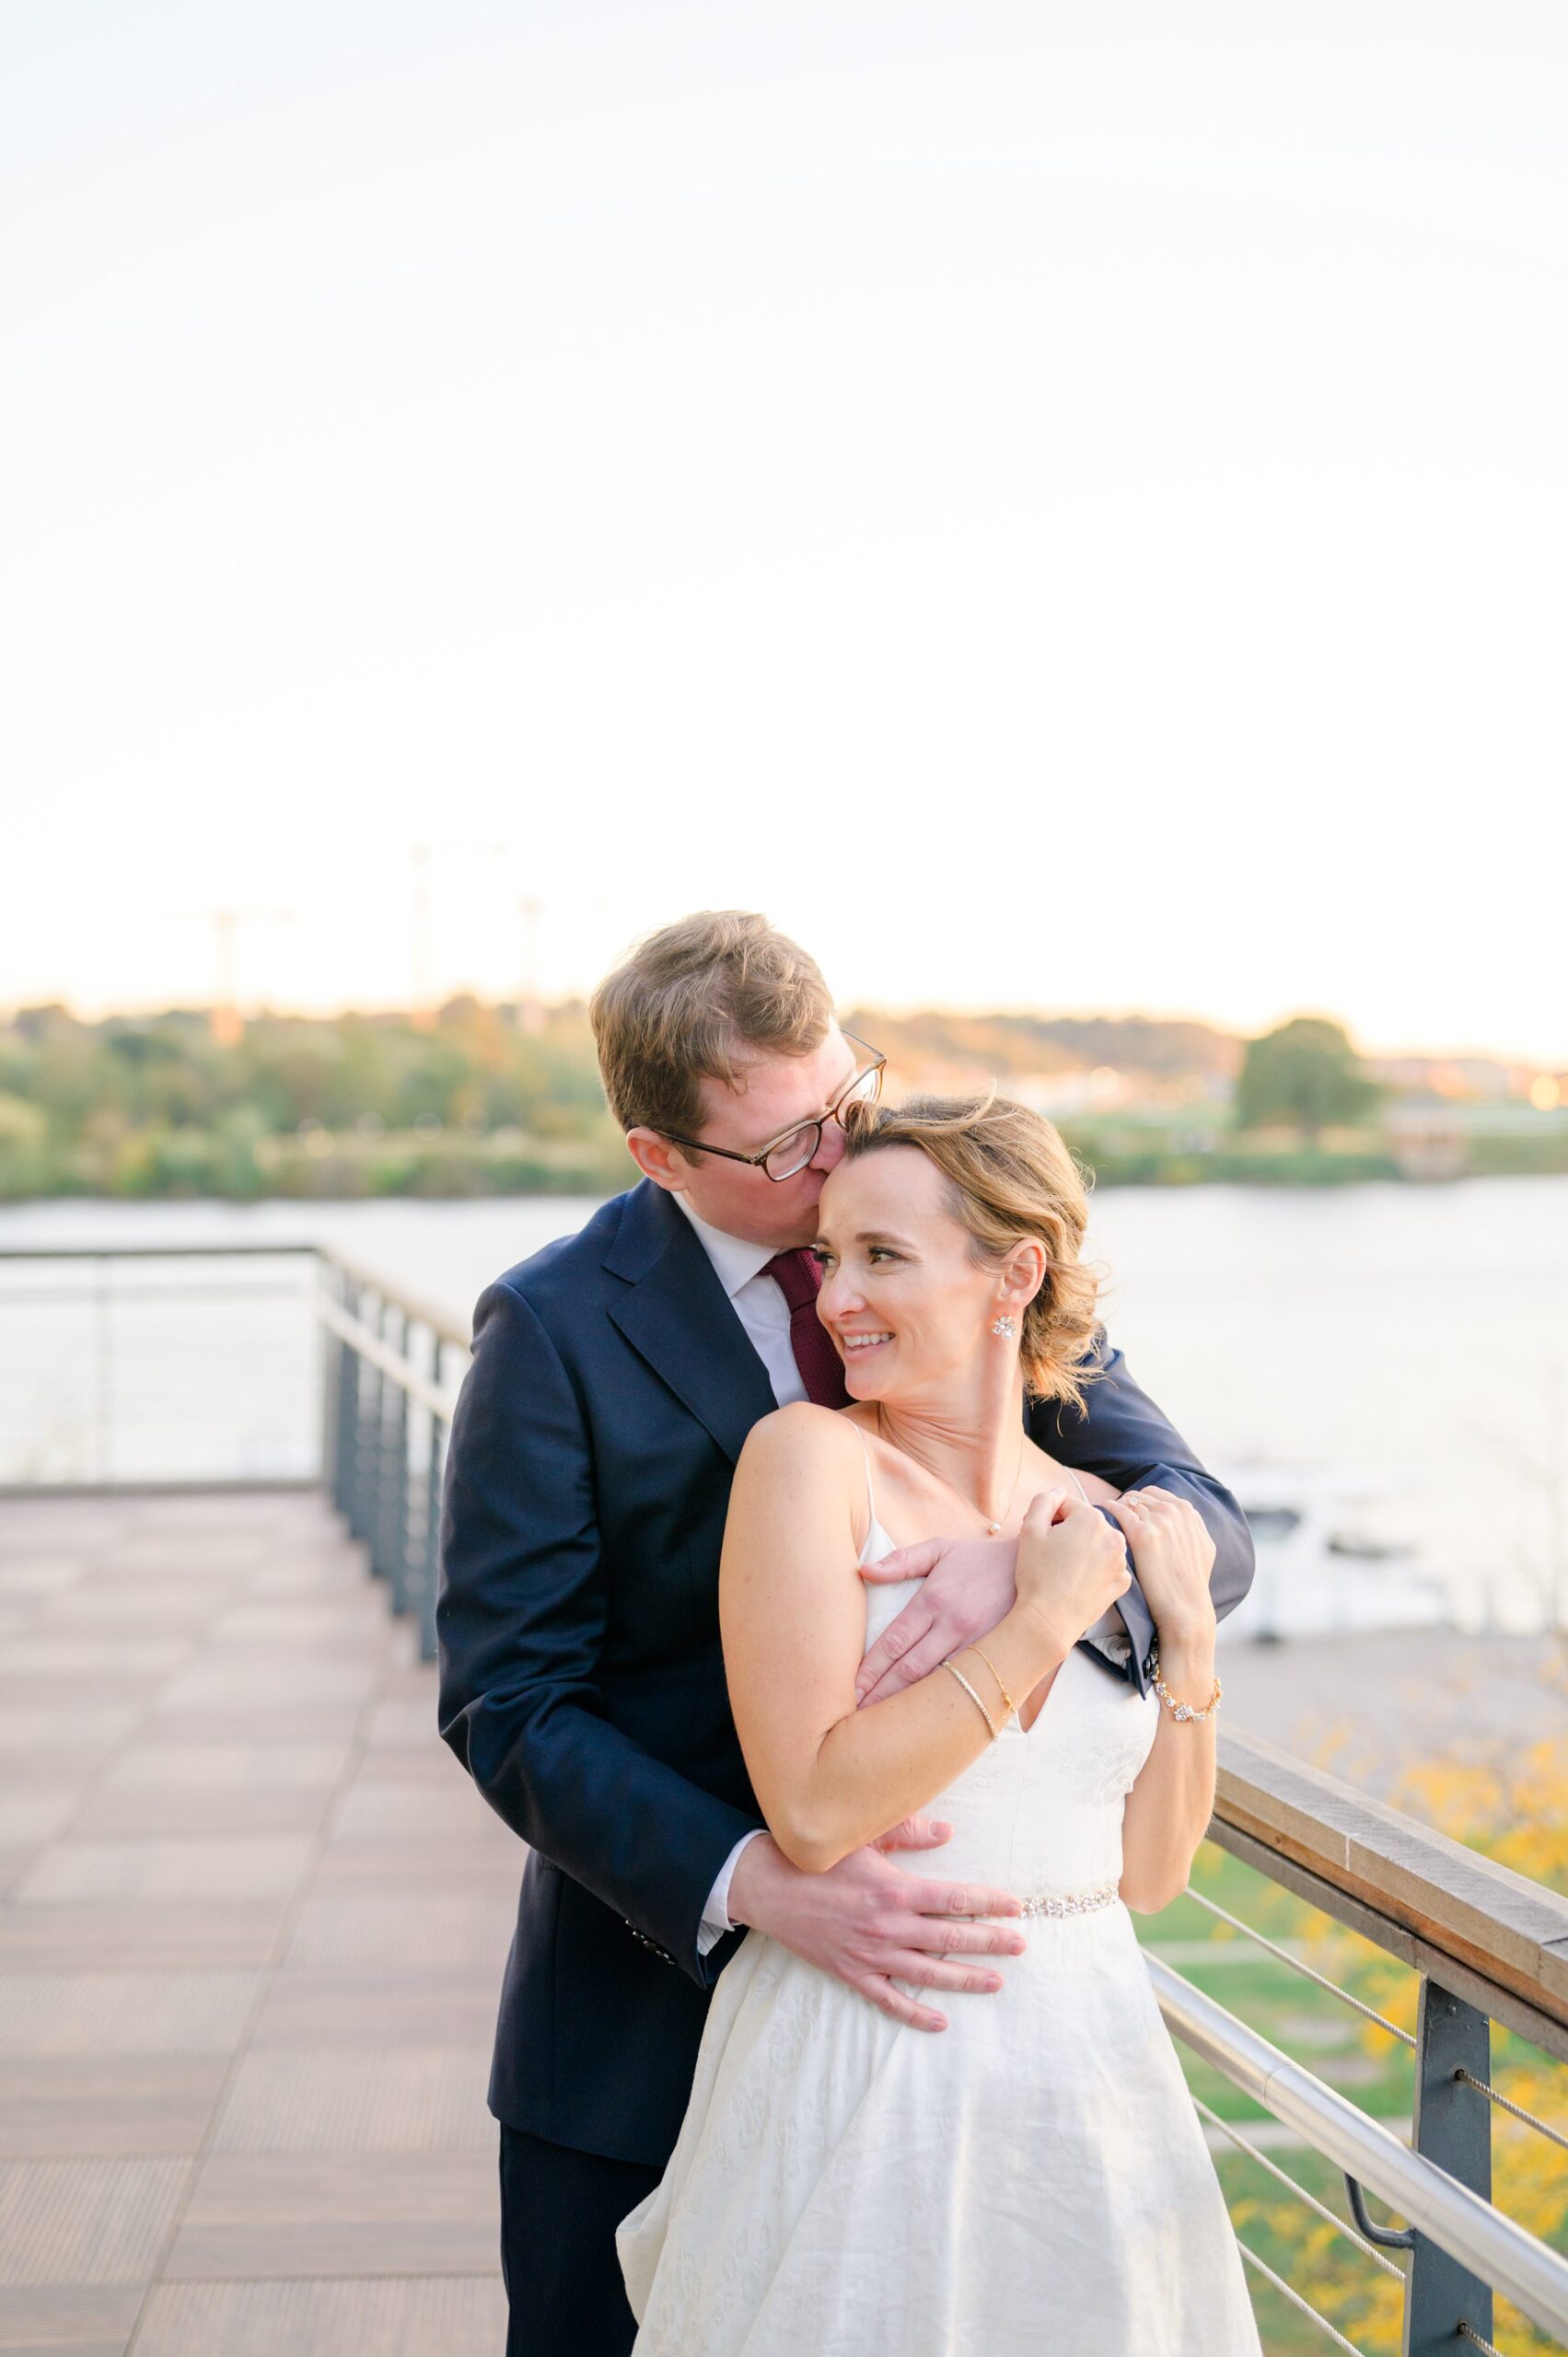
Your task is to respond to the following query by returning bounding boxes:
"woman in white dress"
[618,1094,1263,2356]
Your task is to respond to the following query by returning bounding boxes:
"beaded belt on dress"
[1016,1878,1121,1921]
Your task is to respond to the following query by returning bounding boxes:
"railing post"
[1402,1979,1493,2356]
[319,1259,340,1495]
[379,1311,412,1611]
[356,1295,387,1568]
[332,1278,362,1527]
[419,1339,446,1666]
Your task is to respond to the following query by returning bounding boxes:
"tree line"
[0,997,1539,1202]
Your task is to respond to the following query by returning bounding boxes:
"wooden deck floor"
[0,1490,517,2356]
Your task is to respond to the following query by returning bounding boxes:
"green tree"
[1236,1017,1379,1142]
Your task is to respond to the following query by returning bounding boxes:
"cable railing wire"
[1234,2240,1372,2354]
[1181,1887,1417,2046]
[1456,2068,1568,2156]
[1458,2323,1505,2355]
[1184,1895,1568,2157]
[1191,2091,1405,2280]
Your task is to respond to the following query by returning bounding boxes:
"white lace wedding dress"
[617,1457,1264,2355]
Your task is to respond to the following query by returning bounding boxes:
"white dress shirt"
[674,1193,800,1952]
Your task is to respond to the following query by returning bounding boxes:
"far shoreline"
[5,1157,1568,1207]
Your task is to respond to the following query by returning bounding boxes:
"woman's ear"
[999,1239,1047,1311]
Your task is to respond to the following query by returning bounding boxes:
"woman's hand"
[1013,1489,1132,1650]
[1106,1487,1217,1642]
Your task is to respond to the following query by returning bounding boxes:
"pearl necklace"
[874,1404,1028,1536]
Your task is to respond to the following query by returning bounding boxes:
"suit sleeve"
[436,1277,761,1987]
[1028,1328,1254,1683]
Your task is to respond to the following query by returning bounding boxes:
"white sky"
[4,1,1565,1062]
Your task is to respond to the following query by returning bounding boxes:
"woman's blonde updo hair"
[841,1092,1102,1411]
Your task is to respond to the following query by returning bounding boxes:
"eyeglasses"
[656,1033,887,1182]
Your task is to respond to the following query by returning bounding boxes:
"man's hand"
[726,1822,1025,2034]
[853,1534,1020,1706]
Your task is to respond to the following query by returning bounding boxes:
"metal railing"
[1156,1730,1568,2353]
[315,1245,469,1664]
[0,1242,470,1660]
[2,1242,1565,2346]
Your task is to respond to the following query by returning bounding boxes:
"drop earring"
[991,1314,1016,1338]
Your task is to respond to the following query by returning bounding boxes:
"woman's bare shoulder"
[739,1401,864,1471]
[726,1407,868,1573]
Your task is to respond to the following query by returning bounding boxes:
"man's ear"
[626,1126,691,1192]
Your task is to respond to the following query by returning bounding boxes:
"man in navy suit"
[437,911,1254,2356]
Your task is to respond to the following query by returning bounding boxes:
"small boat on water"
[1214,1465,1451,1643]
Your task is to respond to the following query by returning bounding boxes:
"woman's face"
[813,1145,1006,1404]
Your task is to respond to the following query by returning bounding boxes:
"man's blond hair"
[590,911,834,1143]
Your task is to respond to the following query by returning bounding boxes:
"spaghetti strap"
[1064,1466,1090,1504]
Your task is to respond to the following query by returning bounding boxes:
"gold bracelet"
[942,1656,999,1739]
[1148,1643,1222,1724]
[962,1642,1016,1724]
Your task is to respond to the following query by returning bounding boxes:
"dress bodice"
[857,1458,1159,1898]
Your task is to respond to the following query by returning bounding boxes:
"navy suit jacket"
[436,1178,1253,2167]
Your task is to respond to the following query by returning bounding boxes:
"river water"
[2,1178,1565,1633]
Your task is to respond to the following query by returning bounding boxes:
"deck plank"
[0,1492,511,2340]
[133,2275,507,2355]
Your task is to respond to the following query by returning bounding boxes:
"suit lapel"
[605,1182,778,1464]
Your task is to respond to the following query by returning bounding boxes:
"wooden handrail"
[314,1286,461,1421]
[316,1244,474,1354]
[1213,1728,1568,2061]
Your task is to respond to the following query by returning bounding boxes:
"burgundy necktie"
[762,1248,850,1409]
